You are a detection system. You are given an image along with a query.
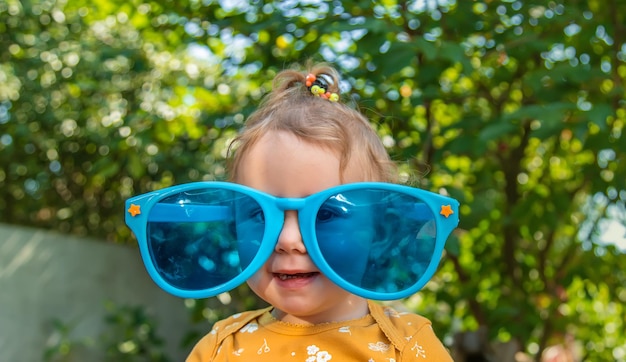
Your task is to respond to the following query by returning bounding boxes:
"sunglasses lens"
[315,189,437,294]
[146,188,264,291]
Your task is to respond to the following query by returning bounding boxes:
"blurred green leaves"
[1,0,625,360]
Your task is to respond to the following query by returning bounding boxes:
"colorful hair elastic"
[305,73,339,102]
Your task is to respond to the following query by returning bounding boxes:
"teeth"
[278,273,312,280]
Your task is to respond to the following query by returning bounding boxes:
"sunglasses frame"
[125,181,459,300]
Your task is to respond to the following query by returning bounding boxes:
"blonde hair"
[228,62,396,183]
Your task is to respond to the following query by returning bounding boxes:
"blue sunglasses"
[125,182,459,300]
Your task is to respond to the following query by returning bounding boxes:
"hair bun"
[270,62,341,103]
[306,72,340,102]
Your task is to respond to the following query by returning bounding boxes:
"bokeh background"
[1,0,625,361]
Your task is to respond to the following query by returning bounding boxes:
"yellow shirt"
[187,301,452,361]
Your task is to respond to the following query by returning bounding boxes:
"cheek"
[246,272,266,294]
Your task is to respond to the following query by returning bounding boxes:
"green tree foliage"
[1,0,625,360]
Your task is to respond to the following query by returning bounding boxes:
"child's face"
[235,130,369,324]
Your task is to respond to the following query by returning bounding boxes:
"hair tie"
[306,73,339,102]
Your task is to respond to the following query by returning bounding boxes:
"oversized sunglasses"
[125,182,459,300]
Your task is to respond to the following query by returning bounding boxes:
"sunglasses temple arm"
[147,203,233,222]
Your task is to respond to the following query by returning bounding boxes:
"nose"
[275,210,307,254]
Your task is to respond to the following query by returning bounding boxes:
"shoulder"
[186,307,272,362]
[369,301,432,338]
[369,301,453,361]
[213,308,270,335]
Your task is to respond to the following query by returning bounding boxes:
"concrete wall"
[0,223,193,361]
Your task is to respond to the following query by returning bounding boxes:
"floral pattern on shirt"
[306,345,332,362]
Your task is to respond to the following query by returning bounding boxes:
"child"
[125,62,459,361]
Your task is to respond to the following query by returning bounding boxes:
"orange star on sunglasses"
[440,204,454,218]
[128,204,141,217]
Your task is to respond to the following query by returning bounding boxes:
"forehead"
[234,130,366,196]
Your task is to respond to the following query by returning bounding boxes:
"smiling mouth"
[276,272,319,281]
